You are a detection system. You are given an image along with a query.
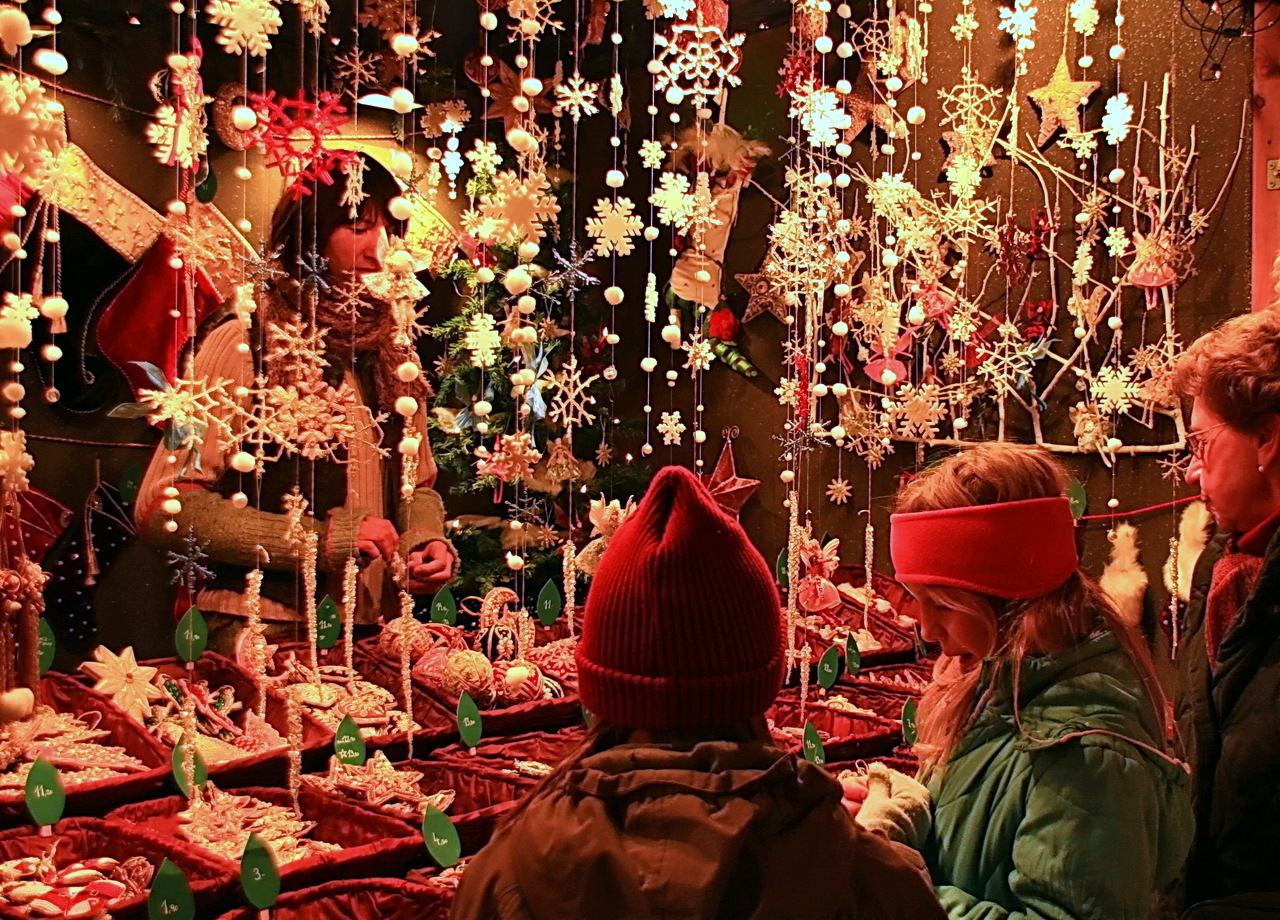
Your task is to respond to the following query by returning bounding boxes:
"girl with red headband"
[857,443,1192,920]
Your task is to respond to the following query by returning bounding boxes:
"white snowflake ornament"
[206,0,284,57]
[586,198,643,257]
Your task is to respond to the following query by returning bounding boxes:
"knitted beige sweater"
[134,320,452,623]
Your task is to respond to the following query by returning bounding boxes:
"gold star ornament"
[1027,55,1100,148]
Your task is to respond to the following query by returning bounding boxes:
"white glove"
[853,762,933,850]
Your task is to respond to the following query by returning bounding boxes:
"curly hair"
[1175,309,1280,432]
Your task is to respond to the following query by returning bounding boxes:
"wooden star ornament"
[79,646,165,723]
[736,271,790,323]
[1027,55,1100,148]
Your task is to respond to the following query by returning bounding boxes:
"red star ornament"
[699,437,760,517]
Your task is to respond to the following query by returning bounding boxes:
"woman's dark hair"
[267,152,407,279]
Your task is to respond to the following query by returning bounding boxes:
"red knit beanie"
[575,465,785,732]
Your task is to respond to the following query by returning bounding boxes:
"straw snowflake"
[790,84,852,148]
[479,170,561,245]
[332,46,380,92]
[586,198,643,257]
[464,312,502,369]
[826,479,852,505]
[1091,365,1142,413]
[546,356,599,429]
[887,383,948,438]
[658,411,686,446]
[139,375,239,452]
[651,23,745,107]
[639,139,666,170]
[775,377,801,407]
[555,74,600,123]
[475,432,543,483]
[683,334,715,373]
[206,0,284,57]
[977,324,1042,395]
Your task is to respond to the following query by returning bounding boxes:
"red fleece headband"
[890,496,1079,600]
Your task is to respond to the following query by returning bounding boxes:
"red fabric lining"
[105,787,420,891]
[0,676,170,824]
[434,728,587,767]
[768,694,900,761]
[212,876,452,920]
[0,817,234,920]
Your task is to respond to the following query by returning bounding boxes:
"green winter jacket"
[923,631,1194,920]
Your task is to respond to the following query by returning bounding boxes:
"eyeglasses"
[1185,420,1232,462]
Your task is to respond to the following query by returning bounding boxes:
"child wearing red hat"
[858,443,1192,920]
[452,465,945,920]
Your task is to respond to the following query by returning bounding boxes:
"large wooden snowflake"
[474,432,543,483]
[205,0,284,57]
[464,312,502,369]
[887,384,948,438]
[585,198,643,257]
[658,411,686,446]
[478,170,561,245]
[651,23,745,108]
[555,74,600,123]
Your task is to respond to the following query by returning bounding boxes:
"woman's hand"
[406,540,455,594]
[358,516,400,560]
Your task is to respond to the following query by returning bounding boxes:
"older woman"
[1174,308,1280,911]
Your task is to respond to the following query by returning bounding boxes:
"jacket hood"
[503,740,843,918]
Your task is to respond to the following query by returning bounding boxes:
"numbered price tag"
[24,757,64,828]
[422,806,461,868]
[802,721,825,767]
[334,715,367,767]
[37,619,55,676]
[774,547,789,591]
[902,699,919,746]
[430,586,457,626]
[1067,480,1088,520]
[171,735,208,797]
[845,635,862,679]
[817,645,841,690]
[174,607,207,664]
[315,595,341,650]
[240,833,280,910]
[536,580,562,627]
[148,859,194,920]
[456,692,482,749]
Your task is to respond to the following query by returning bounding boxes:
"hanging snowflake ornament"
[658,411,686,446]
[464,312,502,369]
[1070,0,1099,34]
[887,383,948,438]
[477,170,561,245]
[826,478,852,505]
[651,23,745,108]
[507,0,564,40]
[997,0,1037,53]
[682,334,715,374]
[332,46,380,93]
[639,139,666,170]
[649,171,692,226]
[951,11,978,41]
[467,139,501,177]
[546,356,600,429]
[250,90,355,197]
[555,74,600,123]
[585,197,643,257]
[643,0,695,18]
[421,100,470,138]
[146,50,212,170]
[475,431,543,484]
[650,171,719,237]
[0,430,33,492]
[1091,365,1143,414]
[1102,93,1134,145]
[790,82,852,149]
[205,0,284,57]
[287,0,330,35]
[0,71,66,182]
[1105,225,1129,257]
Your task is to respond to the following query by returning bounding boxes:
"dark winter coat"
[924,632,1194,920]
[451,739,947,920]
[1176,527,1280,906]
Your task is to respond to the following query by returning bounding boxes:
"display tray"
[0,816,234,920]
[768,692,901,762]
[212,876,451,920]
[353,638,583,741]
[386,757,537,855]
[796,565,920,667]
[105,786,421,893]
[837,661,934,724]
[434,727,587,769]
[825,751,921,778]
[0,675,170,826]
[96,654,332,788]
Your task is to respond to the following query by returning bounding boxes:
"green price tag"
[118,464,142,505]
[334,715,367,766]
[240,833,280,909]
[845,635,862,678]
[194,162,218,204]
[902,699,919,745]
[430,586,457,625]
[536,579,562,627]
[171,734,208,797]
[24,757,64,827]
[174,607,207,664]
[802,721,825,766]
[148,858,195,920]
[1067,480,1088,520]
[37,619,55,676]
[817,645,841,690]
[457,692,482,749]
[315,595,341,650]
[422,806,461,868]
[582,705,595,728]
[775,547,789,590]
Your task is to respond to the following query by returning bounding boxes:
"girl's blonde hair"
[896,443,1168,770]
